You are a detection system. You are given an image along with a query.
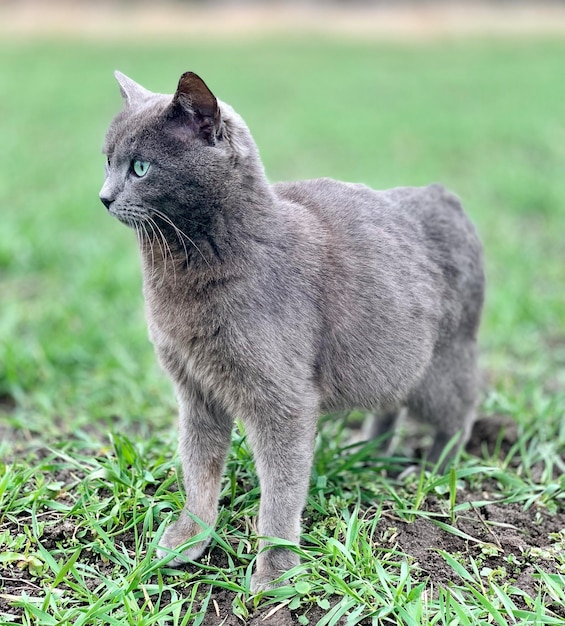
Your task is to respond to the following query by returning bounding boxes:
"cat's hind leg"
[362,405,405,453]
[407,338,479,469]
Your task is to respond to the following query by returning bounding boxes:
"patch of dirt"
[375,497,565,618]
[199,589,342,626]
[0,392,16,412]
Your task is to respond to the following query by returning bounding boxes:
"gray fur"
[100,71,484,592]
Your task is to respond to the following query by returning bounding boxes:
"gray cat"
[100,71,484,592]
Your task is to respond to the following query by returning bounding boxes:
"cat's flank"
[100,71,484,591]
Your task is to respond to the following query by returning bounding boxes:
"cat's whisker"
[137,220,147,247]
[144,220,164,284]
[140,219,156,278]
[141,221,151,245]
[158,217,178,285]
[143,216,168,286]
[134,219,144,247]
[151,208,211,270]
[146,214,177,287]
[151,219,168,268]
[149,209,190,271]
[150,209,192,270]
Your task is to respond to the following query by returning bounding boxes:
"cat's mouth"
[109,206,144,228]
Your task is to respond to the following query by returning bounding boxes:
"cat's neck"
[138,168,277,288]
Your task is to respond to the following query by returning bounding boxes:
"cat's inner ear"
[171,72,221,145]
[114,71,152,106]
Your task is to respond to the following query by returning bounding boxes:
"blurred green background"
[1,27,564,445]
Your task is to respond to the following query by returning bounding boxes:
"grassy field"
[1,37,564,625]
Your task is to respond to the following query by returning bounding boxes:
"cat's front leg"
[157,387,233,565]
[244,406,317,592]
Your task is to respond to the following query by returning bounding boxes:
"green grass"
[1,37,564,625]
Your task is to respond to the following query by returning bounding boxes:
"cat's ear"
[114,71,152,106]
[171,72,221,145]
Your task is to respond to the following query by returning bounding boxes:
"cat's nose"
[99,194,113,210]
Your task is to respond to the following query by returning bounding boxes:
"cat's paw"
[250,572,288,594]
[397,464,420,480]
[156,516,210,566]
[250,549,298,593]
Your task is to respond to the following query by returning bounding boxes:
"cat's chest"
[143,280,231,384]
[144,283,215,347]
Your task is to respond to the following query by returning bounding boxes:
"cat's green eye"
[132,159,150,177]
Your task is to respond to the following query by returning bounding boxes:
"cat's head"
[100,71,257,235]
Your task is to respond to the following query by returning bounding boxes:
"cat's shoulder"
[273,177,372,203]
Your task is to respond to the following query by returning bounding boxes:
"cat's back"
[274,177,483,292]
[274,178,470,237]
